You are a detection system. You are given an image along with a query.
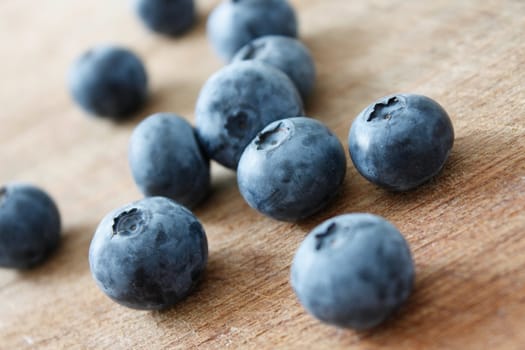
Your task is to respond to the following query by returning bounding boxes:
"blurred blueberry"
[207,0,298,61]
[129,113,210,208]
[68,45,148,119]
[232,35,316,102]
[134,0,195,36]
[0,183,61,269]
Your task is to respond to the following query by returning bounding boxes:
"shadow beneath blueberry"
[323,270,434,347]
[367,130,496,209]
[318,131,498,221]
[106,86,199,128]
[295,160,380,233]
[337,251,513,347]
[16,223,95,281]
[209,163,237,194]
[147,243,291,330]
[193,163,251,224]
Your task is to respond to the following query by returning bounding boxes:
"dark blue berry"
[195,61,303,170]
[348,94,454,191]
[134,0,195,36]
[237,117,346,221]
[129,113,210,208]
[0,183,61,269]
[89,197,208,310]
[207,0,298,61]
[232,35,316,102]
[68,45,148,119]
[291,213,414,330]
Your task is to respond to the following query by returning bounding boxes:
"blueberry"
[207,0,298,61]
[134,0,195,36]
[89,197,208,310]
[237,117,346,221]
[129,113,210,208]
[232,35,316,102]
[0,184,61,269]
[348,94,454,191]
[68,45,148,119]
[291,213,414,330]
[195,61,303,170]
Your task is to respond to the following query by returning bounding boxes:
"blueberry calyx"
[367,96,404,122]
[255,122,291,151]
[225,111,250,138]
[239,41,266,60]
[314,222,337,250]
[111,208,146,237]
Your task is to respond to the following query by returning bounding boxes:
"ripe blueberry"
[207,0,298,61]
[195,61,303,170]
[232,35,316,102]
[89,197,208,310]
[291,213,415,330]
[237,117,347,221]
[68,45,148,119]
[134,0,195,36]
[0,184,61,269]
[348,94,454,191]
[129,113,210,208]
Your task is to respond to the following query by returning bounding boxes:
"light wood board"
[0,0,524,348]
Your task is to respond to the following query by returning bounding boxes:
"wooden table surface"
[1,0,524,348]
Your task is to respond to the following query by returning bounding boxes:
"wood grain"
[1,0,524,348]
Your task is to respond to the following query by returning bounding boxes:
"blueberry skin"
[195,61,303,170]
[237,117,346,221]
[232,35,316,102]
[348,94,454,191]
[129,113,210,208]
[68,45,148,119]
[0,184,61,269]
[207,0,298,61]
[89,197,208,310]
[134,0,195,36]
[291,213,414,330]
